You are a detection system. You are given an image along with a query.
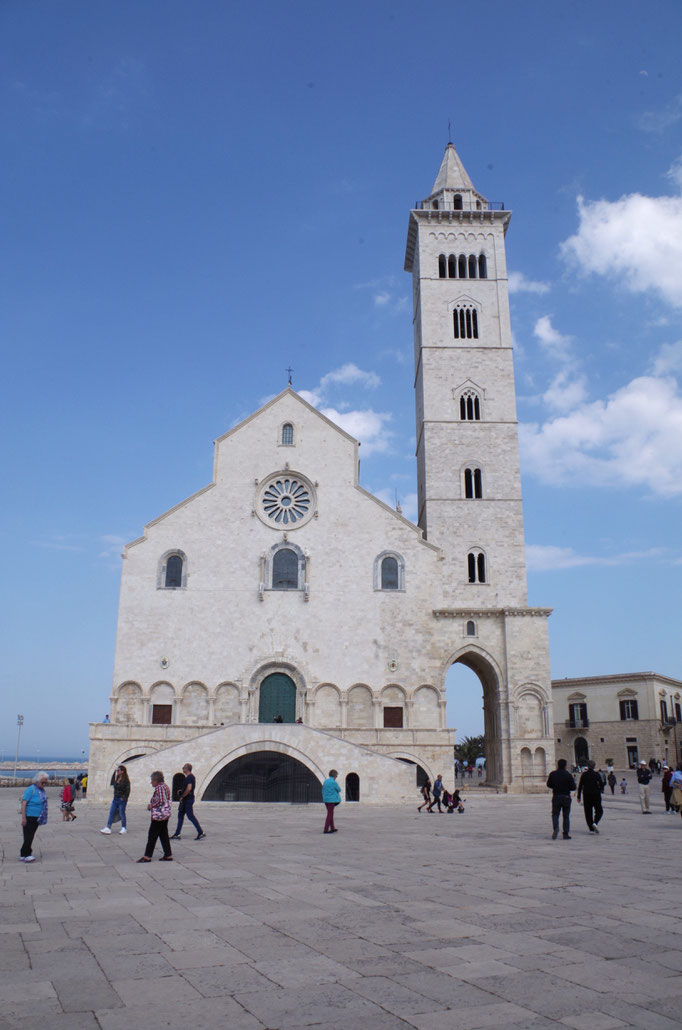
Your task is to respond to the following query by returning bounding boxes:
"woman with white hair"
[137,771,173,862]
[20,771,49,863]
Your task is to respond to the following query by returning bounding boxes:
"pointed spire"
[431,143,475,194]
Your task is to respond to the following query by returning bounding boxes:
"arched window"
[478,254,487,278]
[381,556,399,590]
[459,389,481,421]
[165,555,183,588]
[281,422,294,446]
[438,254,447,278]
[458,254,467,278]
[464,466,483,499]
[448,254,457,278]
[374,551,405,591]
[466,620,476,636]
[453,194,463,210]
[453,305,479,340]
[468,254,477,278]
[467,550,486,583]
[272,548,299,590]
[158,551,188,590]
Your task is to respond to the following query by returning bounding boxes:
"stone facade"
[553,672,682,770]
[88,144,555,802]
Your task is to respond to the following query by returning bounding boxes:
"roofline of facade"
[551,672,682,690]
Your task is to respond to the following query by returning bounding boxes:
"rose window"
[259,474,314,527]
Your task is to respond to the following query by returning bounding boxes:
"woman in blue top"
[322,769,341,833]
[20,771,49,863]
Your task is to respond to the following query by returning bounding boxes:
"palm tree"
[455,735,485,766]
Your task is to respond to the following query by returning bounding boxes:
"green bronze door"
[259,673,297,723]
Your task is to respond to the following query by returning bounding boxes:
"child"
[61,780,75,821]
[620,777,628,794]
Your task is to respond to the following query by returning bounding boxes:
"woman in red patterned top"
[137,771,173,863]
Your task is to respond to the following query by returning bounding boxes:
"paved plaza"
[2,777,682,1030]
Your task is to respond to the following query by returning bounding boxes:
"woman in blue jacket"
[322,769,341,833]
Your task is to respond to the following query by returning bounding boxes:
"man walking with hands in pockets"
[170,764,206,841]
[547,758,577,840]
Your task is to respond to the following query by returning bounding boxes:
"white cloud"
[319,363,380,391]
[636,94,682,133]
[651,340,682,376]
[526,544,666,572]
[561,182,682,308]
[354,275,409,314]
[542,369,588,412]
[508,271,550,295]
[534,315,573,361]
[299,363,392,456]
[520,375,682,497]
[318,406,392,456]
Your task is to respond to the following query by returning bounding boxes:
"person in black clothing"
[546,758,577,839]
[607,770,617,795]
[170,763,206,841]
[577,760,604,833]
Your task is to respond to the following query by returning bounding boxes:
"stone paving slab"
[2,781,682,1029]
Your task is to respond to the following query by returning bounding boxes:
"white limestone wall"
[112,392,445,727]
[88,723,419,806]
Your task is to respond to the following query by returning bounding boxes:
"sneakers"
[24,855,36,863]
[552,829,559,839]
[591,824,599,834]
[119,828,127,834]
[100,827,112,834]
[170,834,181,840]
[196,832,206,841]
[563,835,572,839]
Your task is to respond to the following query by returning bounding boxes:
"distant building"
[87,144,554,803]
[552,672,682,769]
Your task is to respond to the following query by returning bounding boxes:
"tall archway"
[202,750,320,803]
[259,673,296,723]
[445,649,502,787]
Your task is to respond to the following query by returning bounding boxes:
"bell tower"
[405,143,528,608]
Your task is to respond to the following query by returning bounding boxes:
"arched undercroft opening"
[396,758,429,788]
[446,651,501,786]
[574,736,589,768]
[202,750,321,803]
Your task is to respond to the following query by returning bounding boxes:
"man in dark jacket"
[637,760,653,813]
[577,760,604,833]
[547,759,577,839]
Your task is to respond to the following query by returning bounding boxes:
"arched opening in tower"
[446,656,500,785]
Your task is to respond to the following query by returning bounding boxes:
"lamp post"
[13,715,24,779]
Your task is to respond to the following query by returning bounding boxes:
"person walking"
[101,765,130,835]
[577,760,604,833]
[662,765,673,813]
[637,760,653,814]
[20,772,49,862]
[170,763,206,841]
[137,771,173,862]
[547,758,576,840]
[60,779,76,822]
[669,765,682,815]
[607,770,617,795]
[427,773,444,813]
[322,769,341,833]
[417,777,432,813]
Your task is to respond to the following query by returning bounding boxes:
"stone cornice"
[433,607,552,619]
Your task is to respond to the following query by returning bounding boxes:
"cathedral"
[87,144,554,804]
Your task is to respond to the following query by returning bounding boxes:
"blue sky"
[2,1,681,756]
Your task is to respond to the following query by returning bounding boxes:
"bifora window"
[464,467,482,499]
[467,550,486,583]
